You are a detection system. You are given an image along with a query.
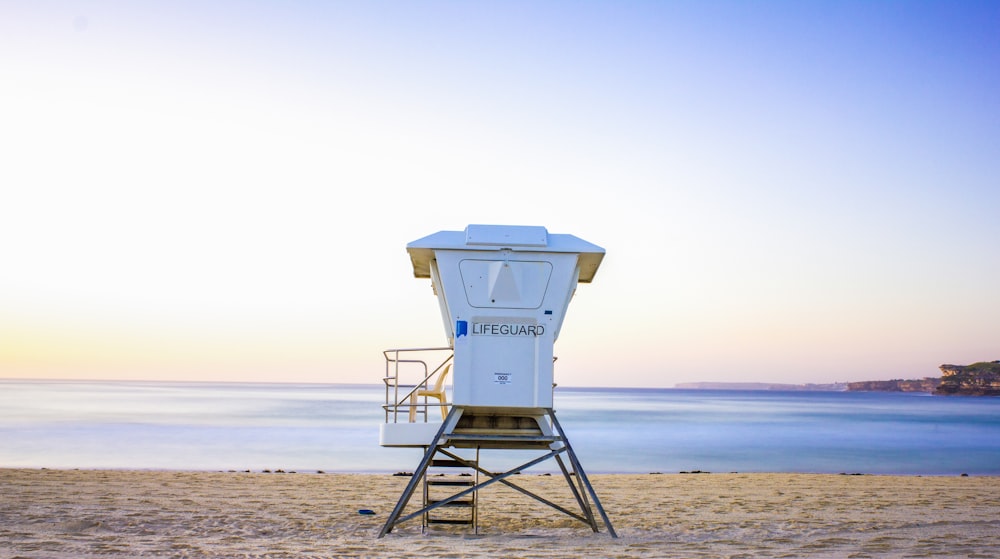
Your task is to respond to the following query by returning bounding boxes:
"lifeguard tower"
[378,224,616,538]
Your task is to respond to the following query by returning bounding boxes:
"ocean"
[2,380,998,475]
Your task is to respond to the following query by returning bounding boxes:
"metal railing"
[382,347,453,424]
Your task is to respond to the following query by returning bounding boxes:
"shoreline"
[11,466,996,477]
[3,469,998,558]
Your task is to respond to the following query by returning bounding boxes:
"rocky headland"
[847,361,1000,396]
[936,361,1000,396]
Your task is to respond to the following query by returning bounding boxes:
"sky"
[1,1,998,388]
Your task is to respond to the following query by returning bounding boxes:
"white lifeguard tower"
[378,224,616,537]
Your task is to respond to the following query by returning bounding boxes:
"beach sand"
[1,469,997,558]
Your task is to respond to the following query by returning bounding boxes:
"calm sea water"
[1,380,998,475]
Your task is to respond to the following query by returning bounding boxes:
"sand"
[1,469,998,559]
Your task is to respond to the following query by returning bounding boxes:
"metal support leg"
[549,409,618,538]
[555,453,598,531]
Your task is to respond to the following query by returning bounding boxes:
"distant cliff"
[675,382,847,391]
[846,378,941,393]
[936,361,1000,396]
[846,361,1000,396]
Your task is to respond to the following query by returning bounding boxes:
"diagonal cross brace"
[435,448,593,525]
[392,447,566,527]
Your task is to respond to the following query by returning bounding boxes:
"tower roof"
[406,224,605,283]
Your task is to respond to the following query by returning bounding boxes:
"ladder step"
[426,479,475,486]
[430,459,477,468]
[427,518,474,525]
[428,499,474,508]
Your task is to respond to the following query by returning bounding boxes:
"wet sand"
[2,469,998,558]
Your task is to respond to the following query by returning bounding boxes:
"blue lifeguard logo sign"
[471,322,545,337]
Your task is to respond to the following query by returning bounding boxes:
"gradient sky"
[2,1,998,388]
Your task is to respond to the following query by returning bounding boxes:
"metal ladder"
[422,451,479,532]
